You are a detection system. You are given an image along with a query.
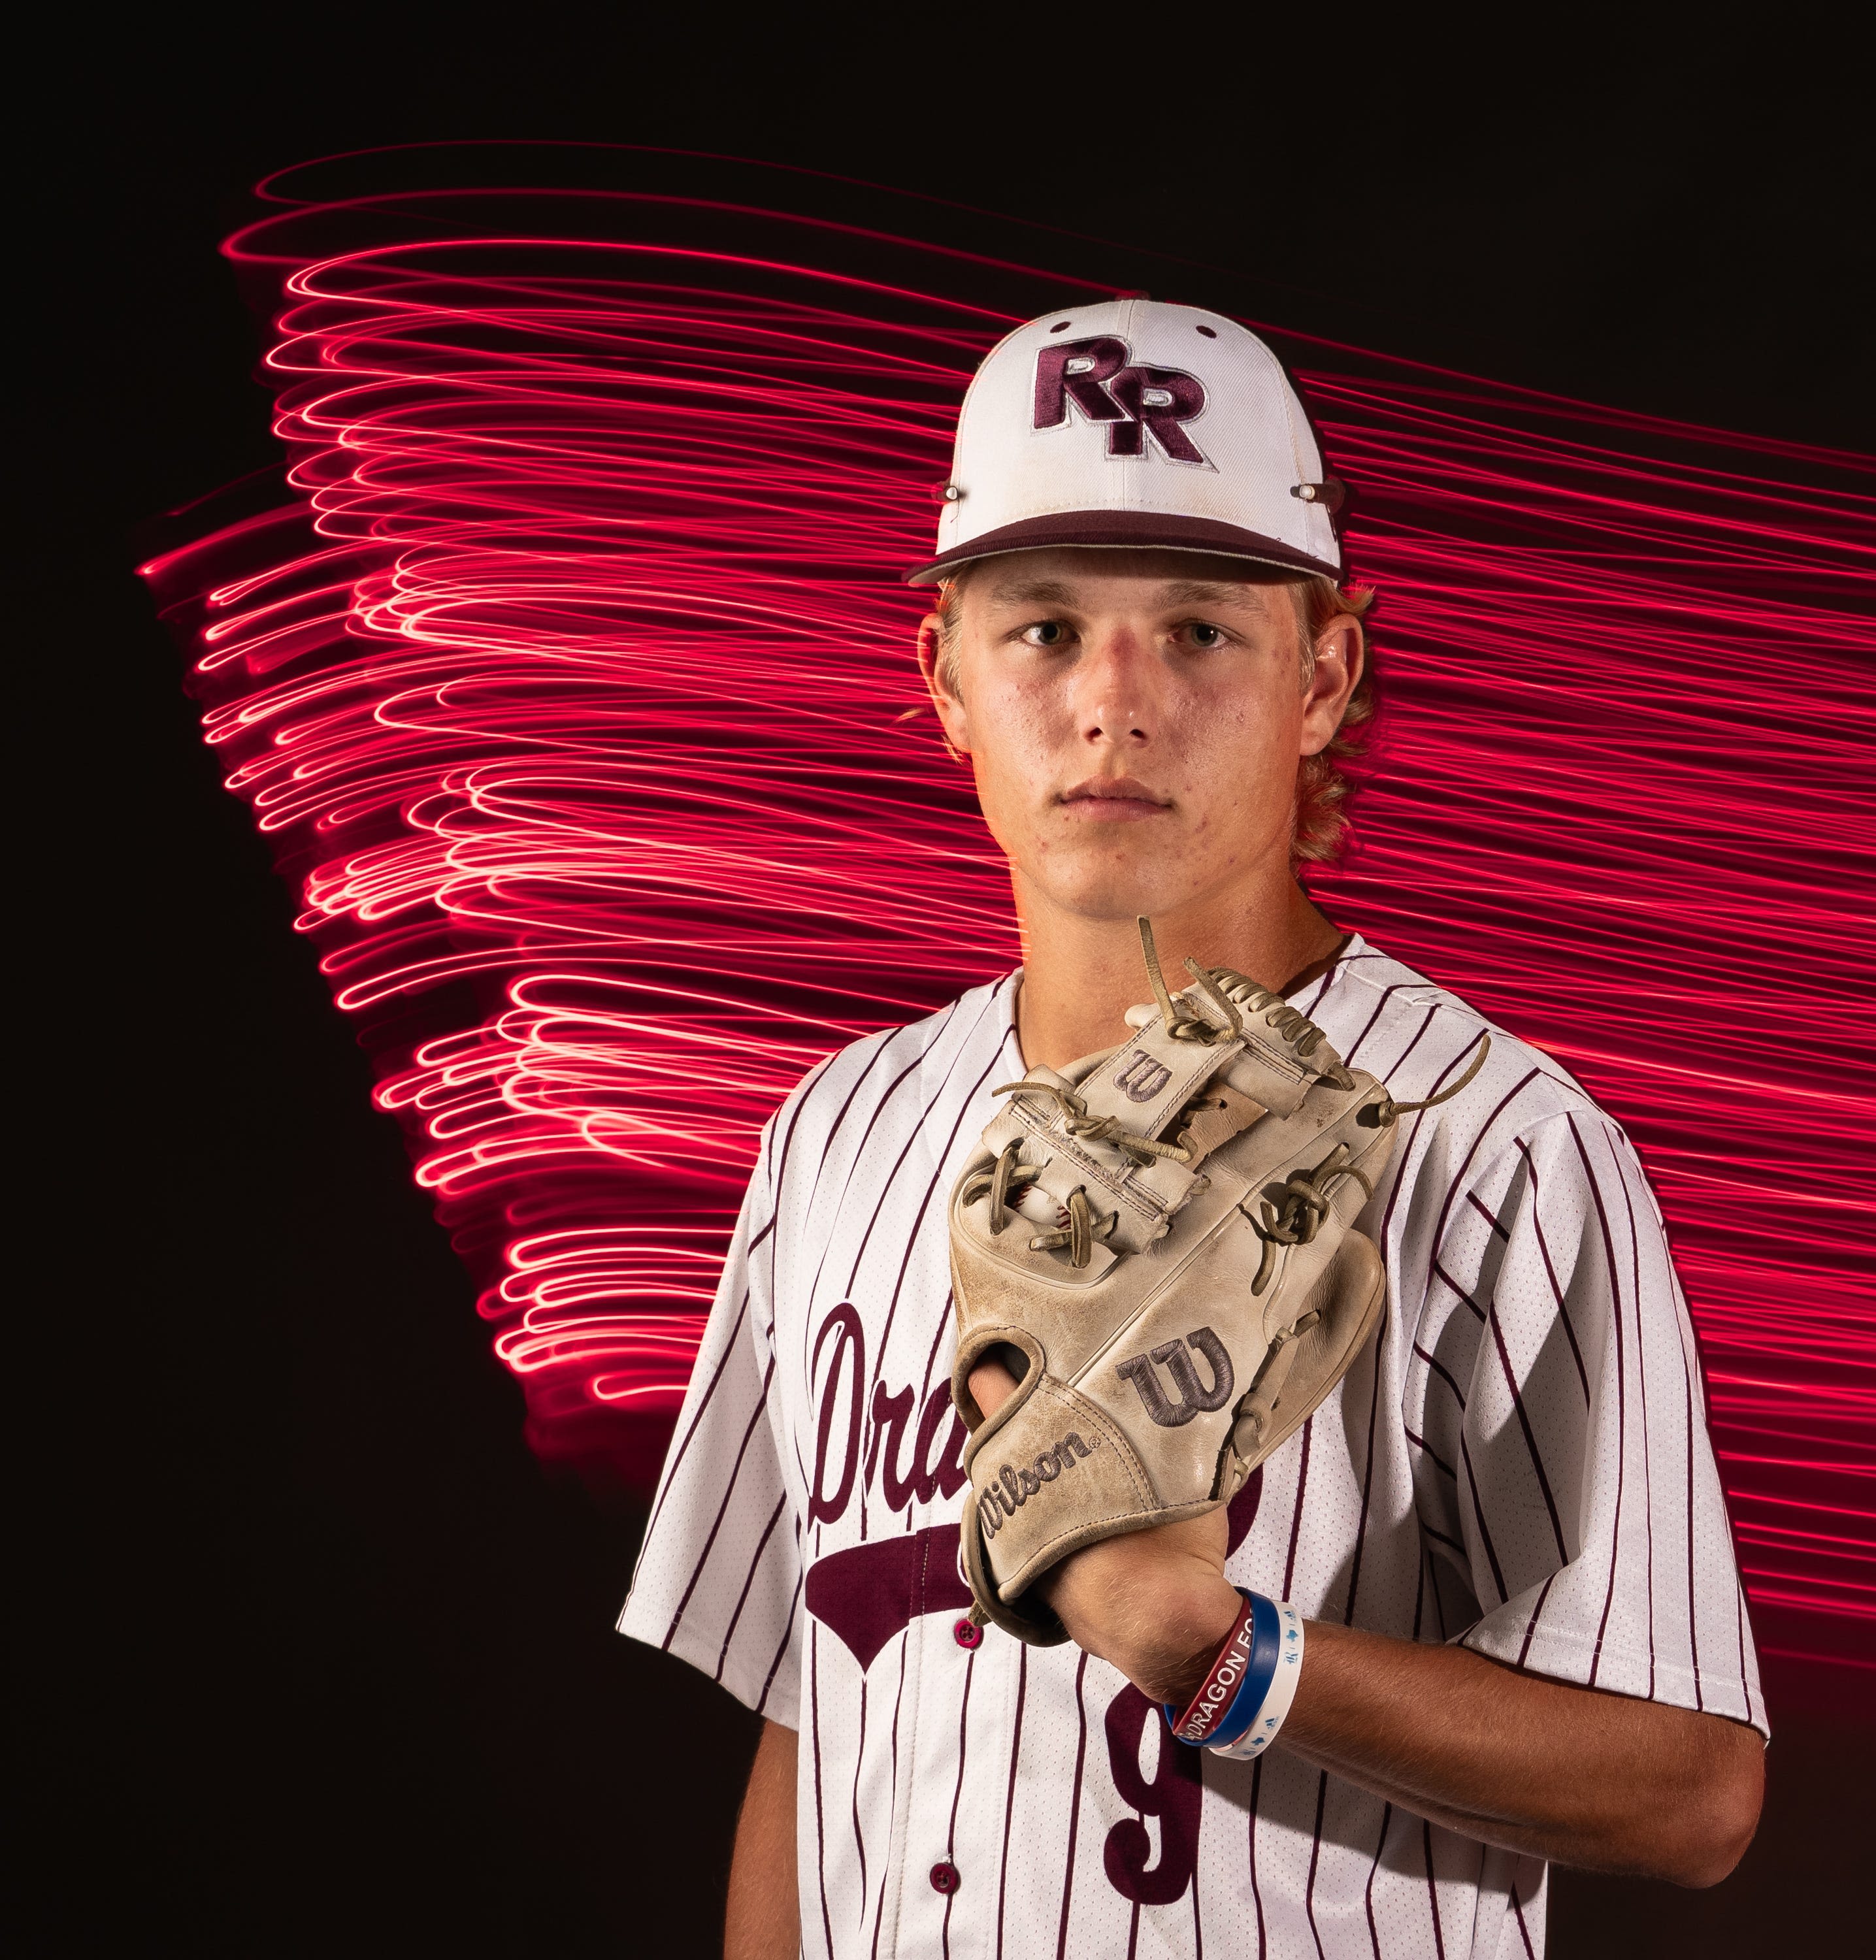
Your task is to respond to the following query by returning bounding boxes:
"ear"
[1298,613,1364,757]
[915,613,972,760]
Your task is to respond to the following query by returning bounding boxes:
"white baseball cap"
[906,297,1344,586]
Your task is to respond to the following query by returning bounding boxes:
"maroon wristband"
[1167,1590,1259,1745]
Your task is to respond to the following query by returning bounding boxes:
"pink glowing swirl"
[140,163,1874,1657]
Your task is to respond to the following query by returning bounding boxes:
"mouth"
[1058,776,1173,821]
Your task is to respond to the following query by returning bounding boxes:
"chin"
[1032,864,1197,924]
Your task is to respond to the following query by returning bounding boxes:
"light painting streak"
[140,170,1874,1662]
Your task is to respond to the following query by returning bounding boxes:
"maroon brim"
[904,509,1341,586]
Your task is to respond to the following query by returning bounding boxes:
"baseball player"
[621,300,1766,1959]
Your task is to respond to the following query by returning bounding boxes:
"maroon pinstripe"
[798,1035,942,1308]
[1459,1429,1510,1603]
[1343,1288,1389,1624]
[1413,1341,1470,1414]
[754,1558,801,1717]
[1283,1415,1315,1598]
[662,1351,778,1645]
[1485,1290,1570,1563]
[851,1674,870,1911]
[838,990,1008,1305]
[1341,981,1404,1066]
[717,1490,790,1680]
[865,1634,910,1960]
[1510,1139,1591,1404]
[1406,1426,1458,1480]
[1246,1754,1268,1958]
[1055,1652,1090,1960]
[1425,1066,1538,1247]
[1610,1130,1660,1697]
[1422,1819,1447,1960]
[1432,1264,1487,1323]
[859,1032,1016,1380]
[1513,1571,1560,1669]
[994,1645,1027,1959]
[811,1619,837,1960]
[1305,1769,1332,1959]
[1570,1114,1629,1688]
[1465,1190,1509,1239]
[940,1650,977,1959]
[641,1284,753,1550]
[1364,1802,1395,1959]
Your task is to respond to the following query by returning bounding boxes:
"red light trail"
[140,162,1873,1666]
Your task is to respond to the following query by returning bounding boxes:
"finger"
[966,1355,1021,1419]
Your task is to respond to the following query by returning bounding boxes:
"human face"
[918,549,1361,929]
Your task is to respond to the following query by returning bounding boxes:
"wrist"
[1128,1573,1243,1706]
[1197,1597,1307,1760]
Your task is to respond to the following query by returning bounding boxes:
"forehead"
[960,547,1291,616]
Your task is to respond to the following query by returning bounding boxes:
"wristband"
[1208,1601,1305,1760]
[1164,1589,1277,1748]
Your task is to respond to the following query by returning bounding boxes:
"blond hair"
[932,566,1376,867]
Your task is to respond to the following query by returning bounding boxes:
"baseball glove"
[948,920,1483,1644]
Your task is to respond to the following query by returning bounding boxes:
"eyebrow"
[1155,580,1273,613]
[977,576,1273,613]
[978,578,1079,607]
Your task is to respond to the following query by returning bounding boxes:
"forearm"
[1279,1620,1763,1884]
[726,1719,799,1960]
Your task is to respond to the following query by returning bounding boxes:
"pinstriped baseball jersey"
[621,938,1764,1959]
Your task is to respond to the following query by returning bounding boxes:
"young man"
[620,300,1765,1959]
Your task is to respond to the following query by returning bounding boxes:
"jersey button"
[930,1860,960,1895]
[953,1617,981,1649]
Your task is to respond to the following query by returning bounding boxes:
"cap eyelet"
[1049,320,1072,332]
[1196,324,1217,338]
[1291,477,1347,514]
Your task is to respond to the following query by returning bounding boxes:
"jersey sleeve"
[617,1136,804,1728]
[1404,1107,1766,1734]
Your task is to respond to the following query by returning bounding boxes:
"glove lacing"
[1244,1036,1493,1293]
[1138,917,1357,1088]
[1247,1143,1375,1296]
[970,1071,1193,1266]
[961,1145,1119,1265]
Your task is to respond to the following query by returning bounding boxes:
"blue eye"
[1188,623,1225,648]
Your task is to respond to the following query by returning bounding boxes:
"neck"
[1012,870,1343,1071]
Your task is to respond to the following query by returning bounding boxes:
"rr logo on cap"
[1033,336,1208,464]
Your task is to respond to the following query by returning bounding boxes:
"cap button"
[1291,477,1347,514]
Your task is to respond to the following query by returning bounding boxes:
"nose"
[1072,623,1161,749]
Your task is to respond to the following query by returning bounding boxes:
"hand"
[968,1357,1241,1705]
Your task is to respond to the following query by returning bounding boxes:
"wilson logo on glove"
[1111,1049,1174,1102]
[979,1429,1105,1537]
[1114,1329,1236,1429]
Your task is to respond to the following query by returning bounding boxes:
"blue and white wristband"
[1208,1599,1305,1759]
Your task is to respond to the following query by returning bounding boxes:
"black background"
[27,12,1869,1954]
